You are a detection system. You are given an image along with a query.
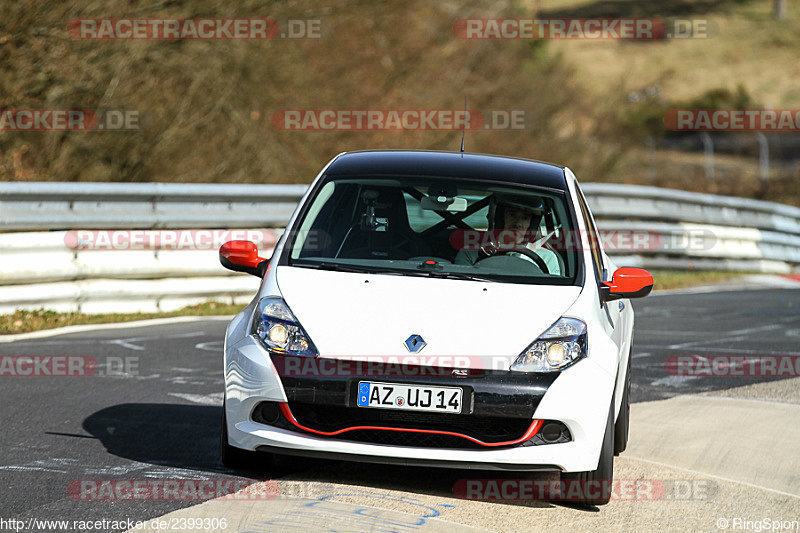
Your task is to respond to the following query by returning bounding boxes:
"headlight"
[252,297,318,357]
[510,317,587,372]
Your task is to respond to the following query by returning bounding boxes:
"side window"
[574,186,604,282]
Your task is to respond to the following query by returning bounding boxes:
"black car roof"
[324,150,568,191]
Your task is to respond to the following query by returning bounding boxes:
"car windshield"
[286,176,579,285]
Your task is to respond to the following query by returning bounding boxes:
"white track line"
[651,276,800,296]
[624,456,800,499]
[695,395,800,407]
[0,315,234,343]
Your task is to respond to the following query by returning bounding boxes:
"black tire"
[220,401,274,471]
[614,349,632,456]
[562,400,614,506]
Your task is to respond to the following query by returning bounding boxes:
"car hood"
[275,266,582,366]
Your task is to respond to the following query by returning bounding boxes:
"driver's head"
[492,197,542,245]
[504,206,535,245]
[504,206,532,233]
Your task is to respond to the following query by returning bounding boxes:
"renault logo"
[404,334,426,353]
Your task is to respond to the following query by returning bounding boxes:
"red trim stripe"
[277,402,543,447]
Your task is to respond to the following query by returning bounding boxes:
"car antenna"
[459,96,467,154]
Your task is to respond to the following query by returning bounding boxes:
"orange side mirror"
[219,240,268,277]
[601,267,653,302]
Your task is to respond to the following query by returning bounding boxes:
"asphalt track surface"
[1,287,799,532]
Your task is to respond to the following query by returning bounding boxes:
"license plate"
[356,381,463,414]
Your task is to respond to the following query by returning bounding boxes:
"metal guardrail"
[1,181,798,314]
[582,183,800,234]
[581,183,800,271]
[4,181,799,233]
[0,182,308,230]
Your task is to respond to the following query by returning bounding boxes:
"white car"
[219,150,653,505]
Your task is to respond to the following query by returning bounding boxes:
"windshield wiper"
[291,261,408,275]
[419,270,495,283]
[291,261,372,273]
[292,261,495,282]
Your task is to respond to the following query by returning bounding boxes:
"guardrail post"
[700,132,715,181]
[646,136,656,181]
[756,132,769,182]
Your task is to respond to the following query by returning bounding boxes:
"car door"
[573,182,626,360]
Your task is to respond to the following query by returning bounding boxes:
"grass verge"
[0,301,241,335]
[650,269,749,291]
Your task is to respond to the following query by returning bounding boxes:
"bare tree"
[774,0,787,20]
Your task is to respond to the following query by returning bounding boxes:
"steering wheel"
[474,248,550,274]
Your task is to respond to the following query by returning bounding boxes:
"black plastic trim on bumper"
[272,355,561,419]
[254,444,563,472]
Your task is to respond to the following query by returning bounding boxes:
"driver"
[454,195,562,274]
